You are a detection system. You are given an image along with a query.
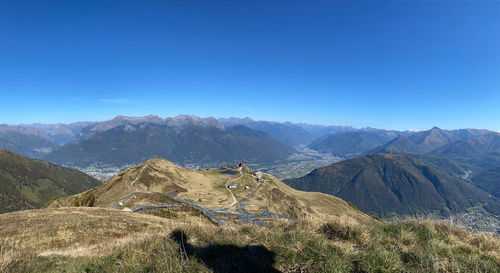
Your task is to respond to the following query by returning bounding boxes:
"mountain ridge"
[308,131,401,158]
[428,132,500,173]
[0,128,59,158]
[44,122,295,169]
[370,127,492,155]
[285,153,491,217]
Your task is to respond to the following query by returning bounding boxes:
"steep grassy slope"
[285,154,491,217]
[0,149,100,213]
[45,123,295,168]
[0,207,180,260]
[1,207,498,272]
[49,158,375,225]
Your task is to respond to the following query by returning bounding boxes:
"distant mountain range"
[219,117,316,146]
[0,126,59,158]
[219,117,410,147]
[0,149,100,213]
[78,115,165,140]
[429,132,500,173]
[307,131,402,158]
[371,127,492,155]
[2,115,499,184]
[1,114,499,232]
[285,153,492,217]
[7,115,355,149]
[1,115,415,169]
[44,119,295,168]
[3,122,97,146]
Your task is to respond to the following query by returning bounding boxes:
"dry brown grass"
[0,207,215,269]
[50,159,249,209]
[1,207,498,273]
[121,192,177,207]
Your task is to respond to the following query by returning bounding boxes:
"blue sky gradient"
[1,0,499,130]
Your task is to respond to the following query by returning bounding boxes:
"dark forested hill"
[471,167,500,198]
[0,149,100,213]
[409,154,468,179]
[285,153,490,217]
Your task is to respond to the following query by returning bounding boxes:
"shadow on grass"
[170,229,281,273]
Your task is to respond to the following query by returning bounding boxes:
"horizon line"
[1,114,498,133]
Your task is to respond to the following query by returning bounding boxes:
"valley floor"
[445,208,499,234]
[386,206,500,235]
[73,146,342,182]
[250,146,343,180]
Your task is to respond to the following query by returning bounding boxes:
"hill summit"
[50,157,375,226]
[285,153,491,217]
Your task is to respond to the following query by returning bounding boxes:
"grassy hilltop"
[48,158,374,225]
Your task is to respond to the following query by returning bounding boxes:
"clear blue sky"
[1,0,499,131]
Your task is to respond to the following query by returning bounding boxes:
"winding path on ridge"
[113,169,288,226]
[219,169,243,210]
[113,191,226,226]
[237,178,266,212]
